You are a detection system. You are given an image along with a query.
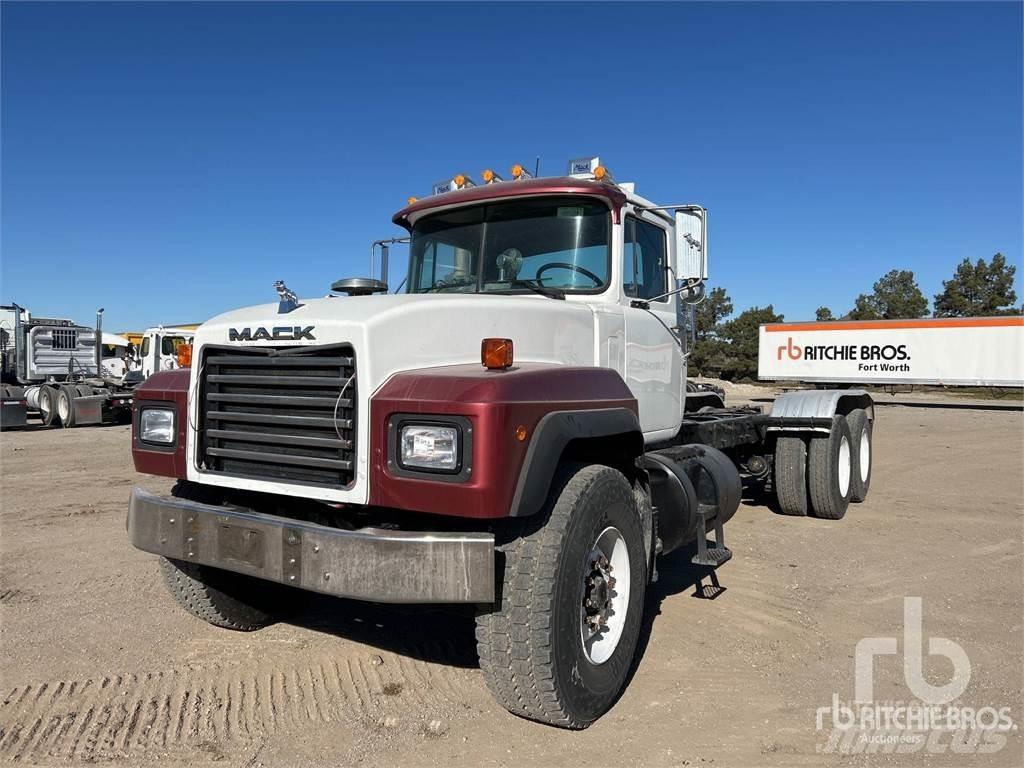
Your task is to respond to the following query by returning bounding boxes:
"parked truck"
[0,306,195,429]
[127,158,875,728]
[0,304,137,428]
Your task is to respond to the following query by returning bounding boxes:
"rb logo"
[777,337,802,361]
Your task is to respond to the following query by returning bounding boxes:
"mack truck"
[127,157,874,729]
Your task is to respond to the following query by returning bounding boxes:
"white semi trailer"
[759,316,1024,387]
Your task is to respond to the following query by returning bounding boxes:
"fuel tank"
[642,444,741,555]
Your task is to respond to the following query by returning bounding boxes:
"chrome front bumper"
[127,487,495,603]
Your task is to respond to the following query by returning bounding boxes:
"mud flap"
[73,395,106,426]
[0,398,28,430]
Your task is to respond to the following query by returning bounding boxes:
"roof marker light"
[482,169,504,184]
[407,196,418,205]
[510,163,533,180]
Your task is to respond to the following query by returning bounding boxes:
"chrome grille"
[198,345,356,488]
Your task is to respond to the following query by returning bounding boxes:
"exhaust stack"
[95,308,104,376]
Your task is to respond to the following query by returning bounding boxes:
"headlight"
[140,408,175,445]
[399,424,459,471]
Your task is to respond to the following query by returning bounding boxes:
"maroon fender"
[368,363,640,520]
[132,369,190,479]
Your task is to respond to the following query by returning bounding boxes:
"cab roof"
[392,176,629,228]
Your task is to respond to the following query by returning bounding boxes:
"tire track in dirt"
[0,651,479,762]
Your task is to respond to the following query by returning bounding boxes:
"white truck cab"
[137,326,195,378]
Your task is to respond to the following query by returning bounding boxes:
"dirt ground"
[1,395,1021,767]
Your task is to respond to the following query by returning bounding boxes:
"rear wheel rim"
[859,429,870,483]
[580,526,631,665]
[838,435,851,497]
[40,394,51,417]
[58,394,69,421]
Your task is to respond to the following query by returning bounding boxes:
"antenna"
[534,156,540,178]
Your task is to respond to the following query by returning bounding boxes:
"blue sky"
[2,1,1021,331]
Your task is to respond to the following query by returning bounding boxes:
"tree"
[815,306,835,321]
[688,286,732,375]
[714,305,785,381]
[933,253,1019,317]
[846,269,928,320]
[694,286,733,339]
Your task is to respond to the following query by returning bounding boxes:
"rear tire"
[846,409,872,503]
[38,385,57,426]
[773,436,808,516]
[475,464,647,729]
[56,385,76,428]
[808,416,853,520]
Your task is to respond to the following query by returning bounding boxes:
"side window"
[623,217,668,301]
[411,240,476,291]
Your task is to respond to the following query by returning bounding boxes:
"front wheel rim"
[579,526,631,665]
[838,435,851,497]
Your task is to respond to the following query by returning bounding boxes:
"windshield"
[407,196,610,295]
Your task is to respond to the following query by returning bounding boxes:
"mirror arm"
[634,276,705,309]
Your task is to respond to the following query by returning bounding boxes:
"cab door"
[622,213,684,438]
[140,333,157,378]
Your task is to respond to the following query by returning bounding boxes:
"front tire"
[156,481,290,631]
[475,464,647,729]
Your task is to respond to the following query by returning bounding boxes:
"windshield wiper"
[425,279,477,293]
[489,279,565,300]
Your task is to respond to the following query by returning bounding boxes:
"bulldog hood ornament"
[274,280,302,314]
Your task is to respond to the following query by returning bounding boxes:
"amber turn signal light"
[481,338,513,370]
[176,343,193,368]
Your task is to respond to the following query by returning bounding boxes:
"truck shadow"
[284,539,728,680]
[285,594,481,669]
[622,543,727,692]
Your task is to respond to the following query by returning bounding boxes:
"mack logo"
[229,326,316,342]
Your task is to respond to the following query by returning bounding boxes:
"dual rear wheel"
[773,409,872,519]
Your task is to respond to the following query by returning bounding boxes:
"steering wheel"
[535,262,603,287]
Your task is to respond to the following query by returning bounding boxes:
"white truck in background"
[759,316,1024,387]
[136,326,196,378]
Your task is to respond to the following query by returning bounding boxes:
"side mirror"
[674,207,708,281]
